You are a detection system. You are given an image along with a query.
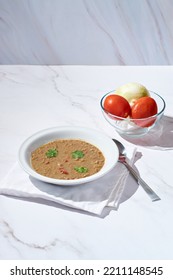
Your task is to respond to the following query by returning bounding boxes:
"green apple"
[115,82,150,106]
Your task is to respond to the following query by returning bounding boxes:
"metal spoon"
[112,139,161,202]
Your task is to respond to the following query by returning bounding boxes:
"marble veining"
[0,0,173,64]
[0,65,173,259]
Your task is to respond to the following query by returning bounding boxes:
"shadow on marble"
[121,115,173,150]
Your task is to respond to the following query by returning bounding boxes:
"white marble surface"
[1,0,173,65]
[0,65,173,260]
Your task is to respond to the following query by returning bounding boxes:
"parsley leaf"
[72,150,84,159]
[45,148,58,158]
[74,166,88,173]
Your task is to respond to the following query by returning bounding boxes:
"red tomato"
[103,94,131,118]
[131,97,158,127]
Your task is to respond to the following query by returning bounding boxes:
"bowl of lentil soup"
[18,126,119,185]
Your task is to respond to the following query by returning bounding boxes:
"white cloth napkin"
[0,147,136,215]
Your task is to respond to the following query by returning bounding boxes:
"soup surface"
[31,139,105,180]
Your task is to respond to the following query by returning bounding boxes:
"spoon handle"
[122,160,161,202]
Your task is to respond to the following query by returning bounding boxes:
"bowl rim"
[100,90,166,121]
[18,126,119,186]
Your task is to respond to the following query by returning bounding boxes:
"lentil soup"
[31,139,105,180]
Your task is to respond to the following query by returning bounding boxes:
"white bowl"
[18,126,119,185]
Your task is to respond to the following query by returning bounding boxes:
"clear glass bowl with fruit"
[100,83,166,137]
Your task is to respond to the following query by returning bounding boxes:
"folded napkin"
[0,147,136,215]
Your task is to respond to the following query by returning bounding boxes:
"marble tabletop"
[0,65,173,260]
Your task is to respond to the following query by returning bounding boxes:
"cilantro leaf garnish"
[45,148,58,158]
[72,150,84,159]
[74,166,88,173]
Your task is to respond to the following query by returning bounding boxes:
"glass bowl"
[100,90,166,137]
